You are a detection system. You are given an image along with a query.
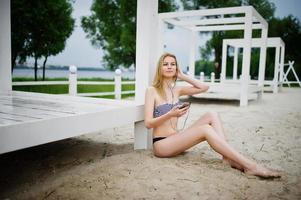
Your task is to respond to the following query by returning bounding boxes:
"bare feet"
[244,164,281,179]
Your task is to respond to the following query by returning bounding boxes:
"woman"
[144,53,281,178]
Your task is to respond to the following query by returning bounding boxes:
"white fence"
[12,66,135,100]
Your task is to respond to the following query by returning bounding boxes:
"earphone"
[167,81,190,132]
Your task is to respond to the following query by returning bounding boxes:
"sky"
[31,0,301,69]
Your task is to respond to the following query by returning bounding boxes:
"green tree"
[81,0,178,70]
[11,0,75,80]
[269,15,301,80]
[11,0,31,72]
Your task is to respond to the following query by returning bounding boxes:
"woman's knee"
[198,124,214,136]
[205,111,219,121]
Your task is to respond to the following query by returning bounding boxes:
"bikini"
[152,101,181,144]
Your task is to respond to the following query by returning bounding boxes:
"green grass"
[12,77,134,82]
[12,77,135,99]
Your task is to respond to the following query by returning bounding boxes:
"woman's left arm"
[177,69,209,96]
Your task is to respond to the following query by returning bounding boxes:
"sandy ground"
[0,88,301,200]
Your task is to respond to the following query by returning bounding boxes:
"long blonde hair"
[152,53,179,99]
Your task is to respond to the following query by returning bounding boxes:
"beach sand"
[0,88,301,199]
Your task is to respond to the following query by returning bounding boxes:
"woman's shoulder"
[146,86,157,93]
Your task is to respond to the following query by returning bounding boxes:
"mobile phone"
[178,102,191,109]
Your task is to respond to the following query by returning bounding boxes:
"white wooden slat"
[159,6,249,19]
[0,118,18,125]
[164,17,247,27]
[11,91,136,107]
[1,96,113,115]
[0,111,41,122]
[190,23,262,32]
[0,97,78,114]
[0,103,72,118]
[2,92,120,110]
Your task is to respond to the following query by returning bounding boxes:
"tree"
[81,0,178,70]
[269,15,301,80]
[11,0,32,72]
[11,0,75,80]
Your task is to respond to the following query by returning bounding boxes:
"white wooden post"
[273,46,280,93]
[279,45,285,91]
[157,17,165,60]
[200,72,205,82]
[233,47,238,80]
[134,0,158,150]
[188,31,197,77]
[69,65,77,96]
[240,8,253,106]
[0,0,12,94]
[211,72,215,83]
[221,41,227,83]
[114,69,122,100]
[257,27,268,101]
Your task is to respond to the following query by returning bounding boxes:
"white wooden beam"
[0,0,12,94]
[240,7,253,106]
[190,23,262,32]
[188,31,197,77]
[279,44,285,90]
[164,17,248,27]
[273,46,280,93]
[224,37,284,48]
[252,6,268,28]
[159,6,250,19]
[221,42,227,83]
[157,17,165,59]
[233,47,238,80]
[134,0,158,150]
[257,27,268,89]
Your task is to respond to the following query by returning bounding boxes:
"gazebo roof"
[223,37,285,48]
[159,6,268,32]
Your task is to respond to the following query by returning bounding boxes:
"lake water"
[12,68,135,80]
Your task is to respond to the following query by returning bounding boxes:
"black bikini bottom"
[153,137,167,144]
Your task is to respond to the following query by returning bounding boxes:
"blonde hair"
[152,53,179,99]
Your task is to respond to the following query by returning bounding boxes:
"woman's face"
[161,56,177,78]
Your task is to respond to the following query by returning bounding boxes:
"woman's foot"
[244,164,281,179]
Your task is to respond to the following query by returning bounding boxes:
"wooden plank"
[10,91,136,107]
[0,103,72,118]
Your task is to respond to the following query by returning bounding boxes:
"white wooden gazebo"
[156,5,269,106]
[221,37,285,93]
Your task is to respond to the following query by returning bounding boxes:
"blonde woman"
[144,53,281,178]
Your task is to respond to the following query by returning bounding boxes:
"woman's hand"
[176,67,186,80]
[168,105,190,118]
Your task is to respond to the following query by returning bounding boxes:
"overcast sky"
[34,0,301,69]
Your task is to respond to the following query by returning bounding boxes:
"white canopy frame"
[221,37,285,93]
[156,6,269,106]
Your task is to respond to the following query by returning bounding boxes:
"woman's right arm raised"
[144,87,188,129]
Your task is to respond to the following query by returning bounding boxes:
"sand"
[0,88,301,200]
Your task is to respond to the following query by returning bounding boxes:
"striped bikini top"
[153,101,181,118]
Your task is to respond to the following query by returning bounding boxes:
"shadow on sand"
[0,137,133,197]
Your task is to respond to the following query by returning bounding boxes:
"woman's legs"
[153,124,280,178]
[191,112,243,170]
